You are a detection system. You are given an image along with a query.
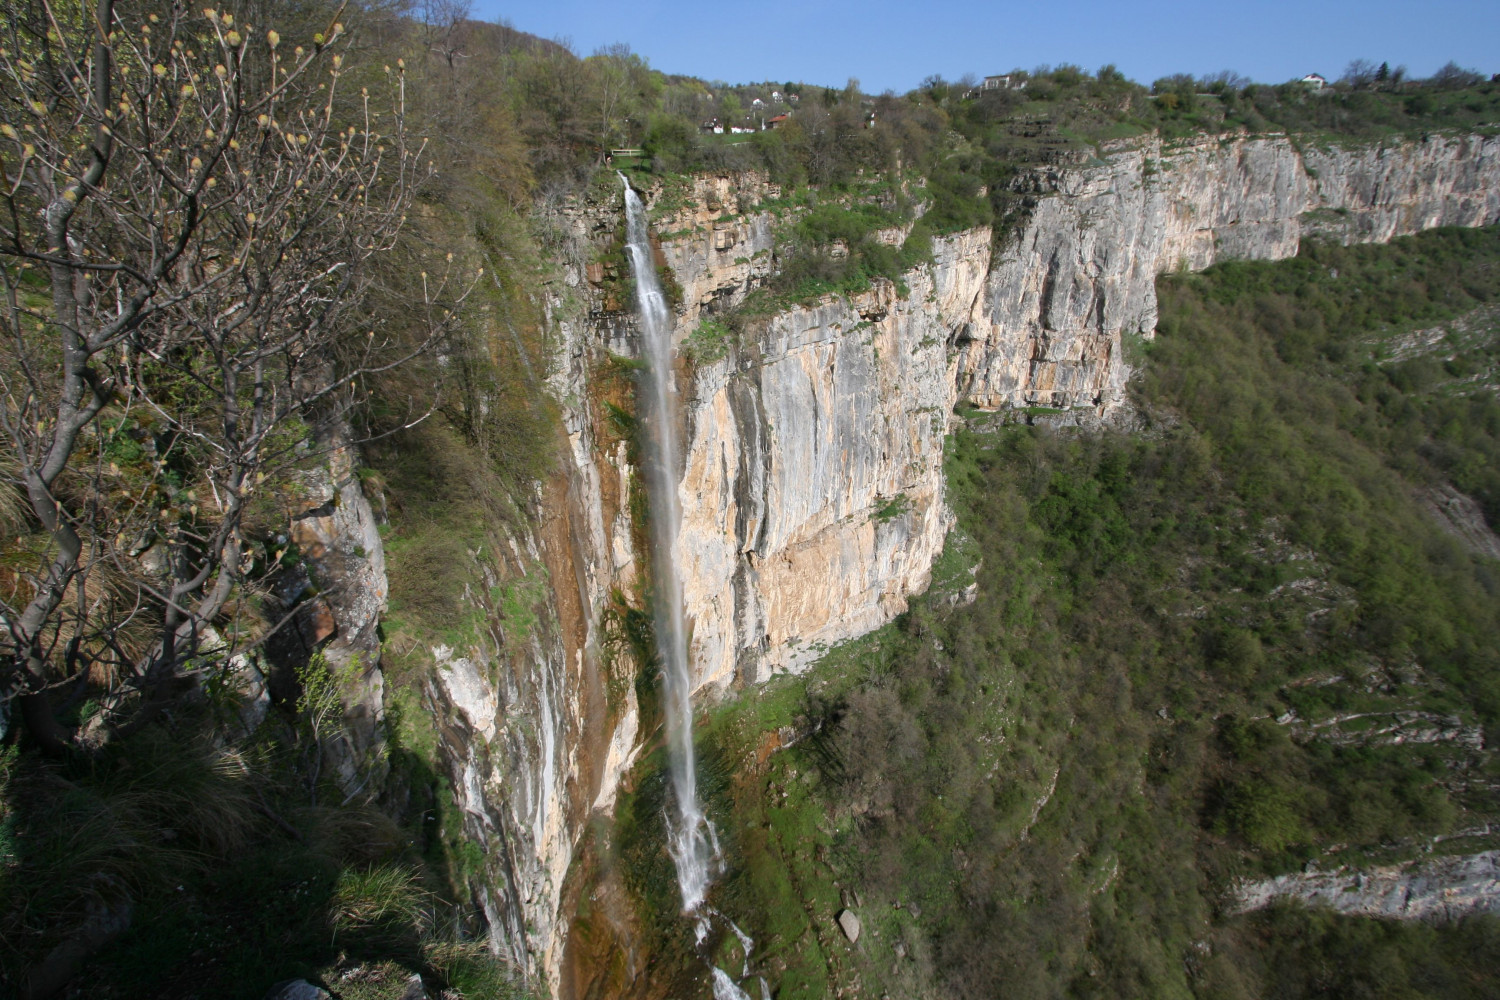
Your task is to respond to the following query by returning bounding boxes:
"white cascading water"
[619,174,719,914]
[712,968,756,1000]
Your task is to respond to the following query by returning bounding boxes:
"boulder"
[836,908,861,943]
[263,981,331,1000]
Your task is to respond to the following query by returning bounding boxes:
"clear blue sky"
[468,0,1497,93]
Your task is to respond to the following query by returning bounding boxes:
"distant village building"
[864,111,876,129]
[699,117,724,134]
[751,97,766,109]
[1301,73,1327,90]
[965,74,1028,98]
[766,113,790,130]
[771,90,784,103]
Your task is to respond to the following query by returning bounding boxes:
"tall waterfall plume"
[619,174,718,913]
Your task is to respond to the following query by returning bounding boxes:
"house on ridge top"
[964,74,1028,98]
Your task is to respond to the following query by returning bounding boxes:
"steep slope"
[363,131,1500,992]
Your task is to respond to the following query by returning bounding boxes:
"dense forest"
[2,0,1498,996]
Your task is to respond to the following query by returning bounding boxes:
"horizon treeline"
[385,4,1500,199]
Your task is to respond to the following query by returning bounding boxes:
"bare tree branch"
[0,0,466,753]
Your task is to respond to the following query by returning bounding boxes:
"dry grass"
[0,732,266,960]
[303,803,408,867]
[0,446,28,540]
[330,863,433,936]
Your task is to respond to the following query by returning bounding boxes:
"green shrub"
[683,316,736,363]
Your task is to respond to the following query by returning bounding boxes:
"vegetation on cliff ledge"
[0,0,546,994]
[605,226,1500,999]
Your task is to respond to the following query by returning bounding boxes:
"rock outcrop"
[958,145,1161,411]
[676,228,990,688]
[1232,850,1500,920]
[288,425,390,795]
[957,133,1500,412]
[260,418,390,800]
[836,908,862,943]
[655,172,781,326]
[1420,484,1500,561]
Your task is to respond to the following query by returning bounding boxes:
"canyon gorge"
[10,12,1500,995]
[307,130,1500,993]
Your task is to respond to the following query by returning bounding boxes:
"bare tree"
[419,0,471,79]
[1341,59,1379,88]
[0,0,469,752]
[1430,60,1483,89]
[1202,70,1252,93]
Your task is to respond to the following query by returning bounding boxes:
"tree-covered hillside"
[605,226,1500,1000]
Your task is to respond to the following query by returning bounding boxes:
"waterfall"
[619,174,718,913]
[712,968,756,1000]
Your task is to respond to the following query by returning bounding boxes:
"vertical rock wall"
[370,133,1499,995]
[295,428,390,792]
[676,228,991,688]
[417,287,646,995]
[958,133,1500,411]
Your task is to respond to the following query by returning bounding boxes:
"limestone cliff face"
[676,228,991,688]
[1232,848,1500,920]
[423,490,628,992]
[957,133,1500,411]
[957,146,1161,410]
[655,172,781,326]
[314,190,653,995]
[415,185,989,987]
[416,289,643,995]
[258,418,390,798]
[534,174,992,697]
[290,428,390,794]
[379,132,1500,994]
[634,132,1500,702]
[1302,134,1500,243]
